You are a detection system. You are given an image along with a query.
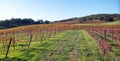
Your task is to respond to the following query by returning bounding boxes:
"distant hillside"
[80,20,106,24]
[54,14,120,24]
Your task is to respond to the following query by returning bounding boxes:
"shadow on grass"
[0,57,26,61]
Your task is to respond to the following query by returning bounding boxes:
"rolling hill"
[53,14,120,24]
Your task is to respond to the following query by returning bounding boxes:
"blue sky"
[0,0,120,21]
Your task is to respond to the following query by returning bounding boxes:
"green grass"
[103,21,120,25]
[0,30,118,61]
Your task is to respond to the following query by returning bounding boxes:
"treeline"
[80,14,120,21]
[55,14,120,23]
[0,18,50,29]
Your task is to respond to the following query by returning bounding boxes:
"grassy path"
[35,30,102,61]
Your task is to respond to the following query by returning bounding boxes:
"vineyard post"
[28,29,33,48]
[28,34,33,48]
[104,30,107,41]
[112,28,114,41]
[103,30,107,55]
[13,31,15,49]
[35,32,38,41]
[5,38,12,58]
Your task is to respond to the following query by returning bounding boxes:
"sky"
[0,0,120,21]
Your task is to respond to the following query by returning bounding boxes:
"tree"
[35,19,44,24]
[44,20,50,24]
